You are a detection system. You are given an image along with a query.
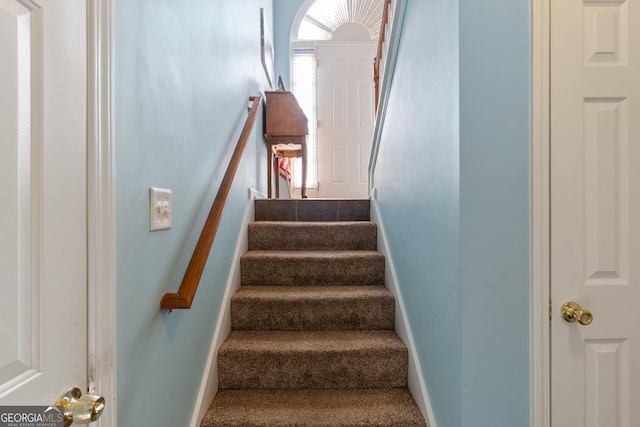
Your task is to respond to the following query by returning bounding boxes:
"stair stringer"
[371,199,437,427]
[189,188,262,427]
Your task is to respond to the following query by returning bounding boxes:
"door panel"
[0,0,87,405]
[550,0,639,425]
[317,44,376,198]
[332,144,347,183]
[0,0,35,386]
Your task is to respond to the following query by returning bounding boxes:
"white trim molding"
[290,0,322,43]
[531,0,551,425]
[87,0,117,425]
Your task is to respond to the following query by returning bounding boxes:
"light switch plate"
[150,187,172,231]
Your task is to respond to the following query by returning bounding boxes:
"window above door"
[293,0,384,42]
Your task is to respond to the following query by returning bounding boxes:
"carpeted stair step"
[201,388,426,427]
[217,330,407,389]
[203,199,426,425]
[231,285,395,330]
[240,250,385,286]
[248,221,377,251]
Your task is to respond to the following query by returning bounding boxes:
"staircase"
[202,199,426,426]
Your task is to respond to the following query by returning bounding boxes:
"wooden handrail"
[374,0,392,111]
[160,96,262,310]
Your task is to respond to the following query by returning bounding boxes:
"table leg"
[267,149,272,198]
[274,155,280,198]
[301,138,308,198]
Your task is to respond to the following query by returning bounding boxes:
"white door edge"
[87,0,117,425]
[531,0,551,426]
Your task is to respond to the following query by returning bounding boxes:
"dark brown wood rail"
[160,96,262,310]
[374,0,392,111]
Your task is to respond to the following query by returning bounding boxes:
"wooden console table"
[265,91,308,198]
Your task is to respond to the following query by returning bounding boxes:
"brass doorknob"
[561,301,593,325]
[56,388,105,426]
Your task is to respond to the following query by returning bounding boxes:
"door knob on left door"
[56,387,105,427]
[561,301,593,325]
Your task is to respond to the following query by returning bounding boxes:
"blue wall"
[114,1,272,425]
[373,0,461,425]
[373,0,530,426]
[273,0,306,86]
[459,0,530,425]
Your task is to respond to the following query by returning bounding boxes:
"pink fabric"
[279,158,291,181]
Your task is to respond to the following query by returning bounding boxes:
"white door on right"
[316,44,376,198]
[551,0,640,425]
[0,0,90,408]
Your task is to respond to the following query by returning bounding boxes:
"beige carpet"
[201,200,426,426]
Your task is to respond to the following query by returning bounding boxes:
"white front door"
[0,0,89,407]
[550,0,640,424]
[316,44,376,198]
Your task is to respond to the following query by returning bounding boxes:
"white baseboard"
[370,200,437,427]
[189,188,260,427]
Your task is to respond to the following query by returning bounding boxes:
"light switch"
[150,187,172,231]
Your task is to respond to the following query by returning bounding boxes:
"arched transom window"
[293,0,384,42]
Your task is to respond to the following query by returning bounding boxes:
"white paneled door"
[0,0,89,406]
[316,44,376,198]
[550,0,640,425]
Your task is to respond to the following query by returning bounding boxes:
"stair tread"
[218,331,408,389]
[231,285,395,331]
[242,249,383,258]
[251,220,375,226]
[203,388,426,427]
[249,221,377,250]
[220,330,405,352]
[241,250,386,286]
[233,285,393,300]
